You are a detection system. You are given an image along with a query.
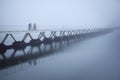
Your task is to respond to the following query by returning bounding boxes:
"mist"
[0,0,120,29]
[0,1,120,80]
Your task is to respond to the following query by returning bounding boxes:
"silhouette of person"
[33,23,37,30]
[28,23,32,31]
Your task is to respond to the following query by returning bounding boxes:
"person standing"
[33,23,37,30]
[28,23,32,31]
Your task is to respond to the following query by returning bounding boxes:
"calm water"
[0,29,120,80]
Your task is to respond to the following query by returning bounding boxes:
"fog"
[0,0,120,29]
[0,1,120,80]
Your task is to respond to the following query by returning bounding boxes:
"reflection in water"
[0,29,113,77]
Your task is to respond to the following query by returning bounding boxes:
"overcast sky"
[0,0,120,28]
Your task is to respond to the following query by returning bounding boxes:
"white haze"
[0,0,120,29]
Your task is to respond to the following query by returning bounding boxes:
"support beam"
[1,34,16,44]
[22,33,33,41]
[38,32,45,39]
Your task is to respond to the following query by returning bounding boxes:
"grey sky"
[0,0,120,28]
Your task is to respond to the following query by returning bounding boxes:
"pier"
[0,28,114,70]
